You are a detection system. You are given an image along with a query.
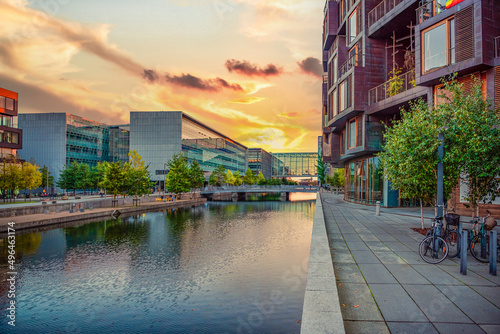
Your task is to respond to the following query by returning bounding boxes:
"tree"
[101,161,126,202]
[441,76,500,217]
[0,156,22,202]
[378,99,455,228]
[126,150,154,203]
[316,153,326,185]
[224,170,235,185]
[57,164,74,194]
[40,166,54,189]
[209,165,226,187]
[74,162,92,194]
[20,162,42,201]
[256,171,266,185]
[189,159,205,190]
[233,171,242,186]
[166,154,191,194]
[90,162,109,191]
[242,169,256,185]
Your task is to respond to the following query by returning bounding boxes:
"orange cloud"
[225,59,283,78]
[278,112,301,119]
[228,97,265,104]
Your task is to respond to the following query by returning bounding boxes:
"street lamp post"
[437,132,445,218]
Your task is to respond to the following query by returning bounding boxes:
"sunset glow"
[1,0,323,152]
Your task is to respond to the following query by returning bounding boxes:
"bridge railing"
[201,185,319,192]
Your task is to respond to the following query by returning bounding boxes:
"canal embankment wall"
[0,196,207,233]
[301,194,345,333]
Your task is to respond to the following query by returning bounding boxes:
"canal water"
[0,197,315,333]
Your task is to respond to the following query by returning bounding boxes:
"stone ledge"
[301,194,345,334]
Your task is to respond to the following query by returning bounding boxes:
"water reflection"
[0,201,315,333]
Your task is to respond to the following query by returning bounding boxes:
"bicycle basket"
[485,216,498,231]
[444,213,460,226]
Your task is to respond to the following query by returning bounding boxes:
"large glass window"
[422,18,455,73]
[348,118,356,148]
[332,56,338,85]
[332,89,338,117]
[5,98,14,111]
[348,9,358,44]
[339,77,351,112]
[0,96,4,109]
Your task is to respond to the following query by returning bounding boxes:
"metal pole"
[376,201,381,216]
[437,132,444,218]
[489,230,497,276]
[460,229,468,275]
[458,222,463,259]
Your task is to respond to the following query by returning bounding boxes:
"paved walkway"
[321,193,500,334]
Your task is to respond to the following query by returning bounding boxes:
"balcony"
[416,0,447,24]
[368,70,415,105]
[368,0,404,27]
[495,36,500,58]
[322,0,338,51]
[339,52,362,79]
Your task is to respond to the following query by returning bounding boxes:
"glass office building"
[19,113,109,181]
[271,153,317,177]
[109,124,130,162]
[0,87,22,159]
[130,111,247,189]
[248,148,272,179]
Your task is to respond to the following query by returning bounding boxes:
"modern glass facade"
[130,111,247,189]
[345,156,384,205]
[181,115,247,173]
[0,87,22,159]
[19,113,109,181]
[248,148,272,179]
[271,153,317,177]
[109,125,130,162]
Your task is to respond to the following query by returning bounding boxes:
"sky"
[0,0,324,152]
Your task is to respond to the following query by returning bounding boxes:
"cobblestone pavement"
[321,193,500,334]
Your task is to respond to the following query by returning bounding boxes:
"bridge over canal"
[200,185,318,201]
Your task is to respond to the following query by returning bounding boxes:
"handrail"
[338,52,362,79]
[367,69,415,105]
[368,0,404,27]
[416,0,447,24]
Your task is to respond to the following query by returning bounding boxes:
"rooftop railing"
[416,0,447,24]
[367,70,415,105]
[368,0,404,27]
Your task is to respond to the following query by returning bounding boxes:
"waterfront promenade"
[303,193,500,334]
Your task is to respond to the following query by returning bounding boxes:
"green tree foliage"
[233,171,242,186]
[101,161,127,201]
[441,77,500,216]
[126,150,154,202]
[325,168,345,188]
[242,169,256,185]
[40,166,54,189]
[189,159,205,189]
[166,154,191,194]
[209,165,226,187]
[316,153,326,185]
[256,171,266,185]
[90,162,109,190]
[224,169,235,185]
[20,162,42,200]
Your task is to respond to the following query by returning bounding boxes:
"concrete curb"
[301,194,345,333]
[0,198,207,233]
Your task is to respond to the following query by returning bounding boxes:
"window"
[348,9,358,44]
[348,118,357,148]
[0,96,4,109]
[332,56,338,85]
[339,76,351,112]
[340,130,345,155]
[422,18,455,73]
[332,89,338,116]
[349,44,358,66]
[5,98,14,111]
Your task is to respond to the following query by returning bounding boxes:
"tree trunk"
[420,199,424,229]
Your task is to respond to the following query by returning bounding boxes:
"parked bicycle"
[419,210,449,264]
[465,210,499,263]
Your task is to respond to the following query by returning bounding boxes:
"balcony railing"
[368,0,404,27]
[368,70,415,105]
[416,0,447,24]
[495,36,500,58]
[339,53,362,79]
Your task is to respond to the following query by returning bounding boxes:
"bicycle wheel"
[444,230,460,258]
[419,236,449,264]
[470,234,490,263]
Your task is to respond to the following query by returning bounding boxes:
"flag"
[446,0,465,9]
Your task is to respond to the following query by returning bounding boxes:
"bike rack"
[490,230,497,276]
[460,229,468,275]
